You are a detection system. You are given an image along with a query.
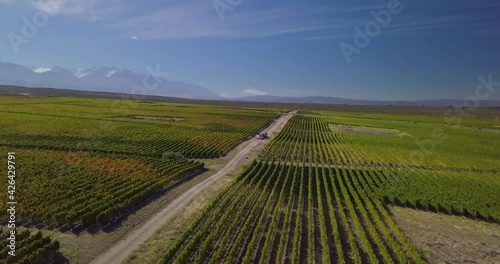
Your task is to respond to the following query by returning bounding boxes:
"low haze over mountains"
[0,62,221,100]
[239,95,500,107]
[1,61,499,107]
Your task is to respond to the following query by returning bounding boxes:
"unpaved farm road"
[92,111,295,264]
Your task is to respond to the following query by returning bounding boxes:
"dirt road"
[92,111,294,264]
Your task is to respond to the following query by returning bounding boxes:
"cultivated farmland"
[1,96,499,264]
[0,96,278,158]
[161,161,424,264]
[260,114,499,169]
[0,229,59,264]
[160,110,499,264]
[0,96,280,263]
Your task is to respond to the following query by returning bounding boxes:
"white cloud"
[132,35,138,40]
[28,1,500,40]
[244,89,267,96]
[31,0,85,15]
[30,0,123,21]
[107,3,483,41]
[107,4,340,40]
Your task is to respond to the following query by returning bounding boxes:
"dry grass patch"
[390,206,500,264]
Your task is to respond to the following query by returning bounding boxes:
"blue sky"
[1,0,499,100]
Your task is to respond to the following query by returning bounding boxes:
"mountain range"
[0,62,221,100]
[1,61,499,107]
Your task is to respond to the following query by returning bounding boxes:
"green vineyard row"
[161,161,424,264]
[0,97,280,158]
[0,149,204,229]
[0,229,59,264]
[260,115,499,170]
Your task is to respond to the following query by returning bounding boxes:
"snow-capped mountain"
[73,66,122,79]
[0,62,222,100]
[32,67,52,73]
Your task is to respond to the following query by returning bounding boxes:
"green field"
[162,161,424,263]
[1,96,499,263]
[0,147,205,229]
[163,110,499,263]
[0,96,278,158]
[261,113,499,169]
[0,96,281,263]
[0,229,59,264]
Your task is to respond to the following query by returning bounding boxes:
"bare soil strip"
[390,206,500,264]
[92,111,295,264]
[120,116,185,121]
[328,124,409,137]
